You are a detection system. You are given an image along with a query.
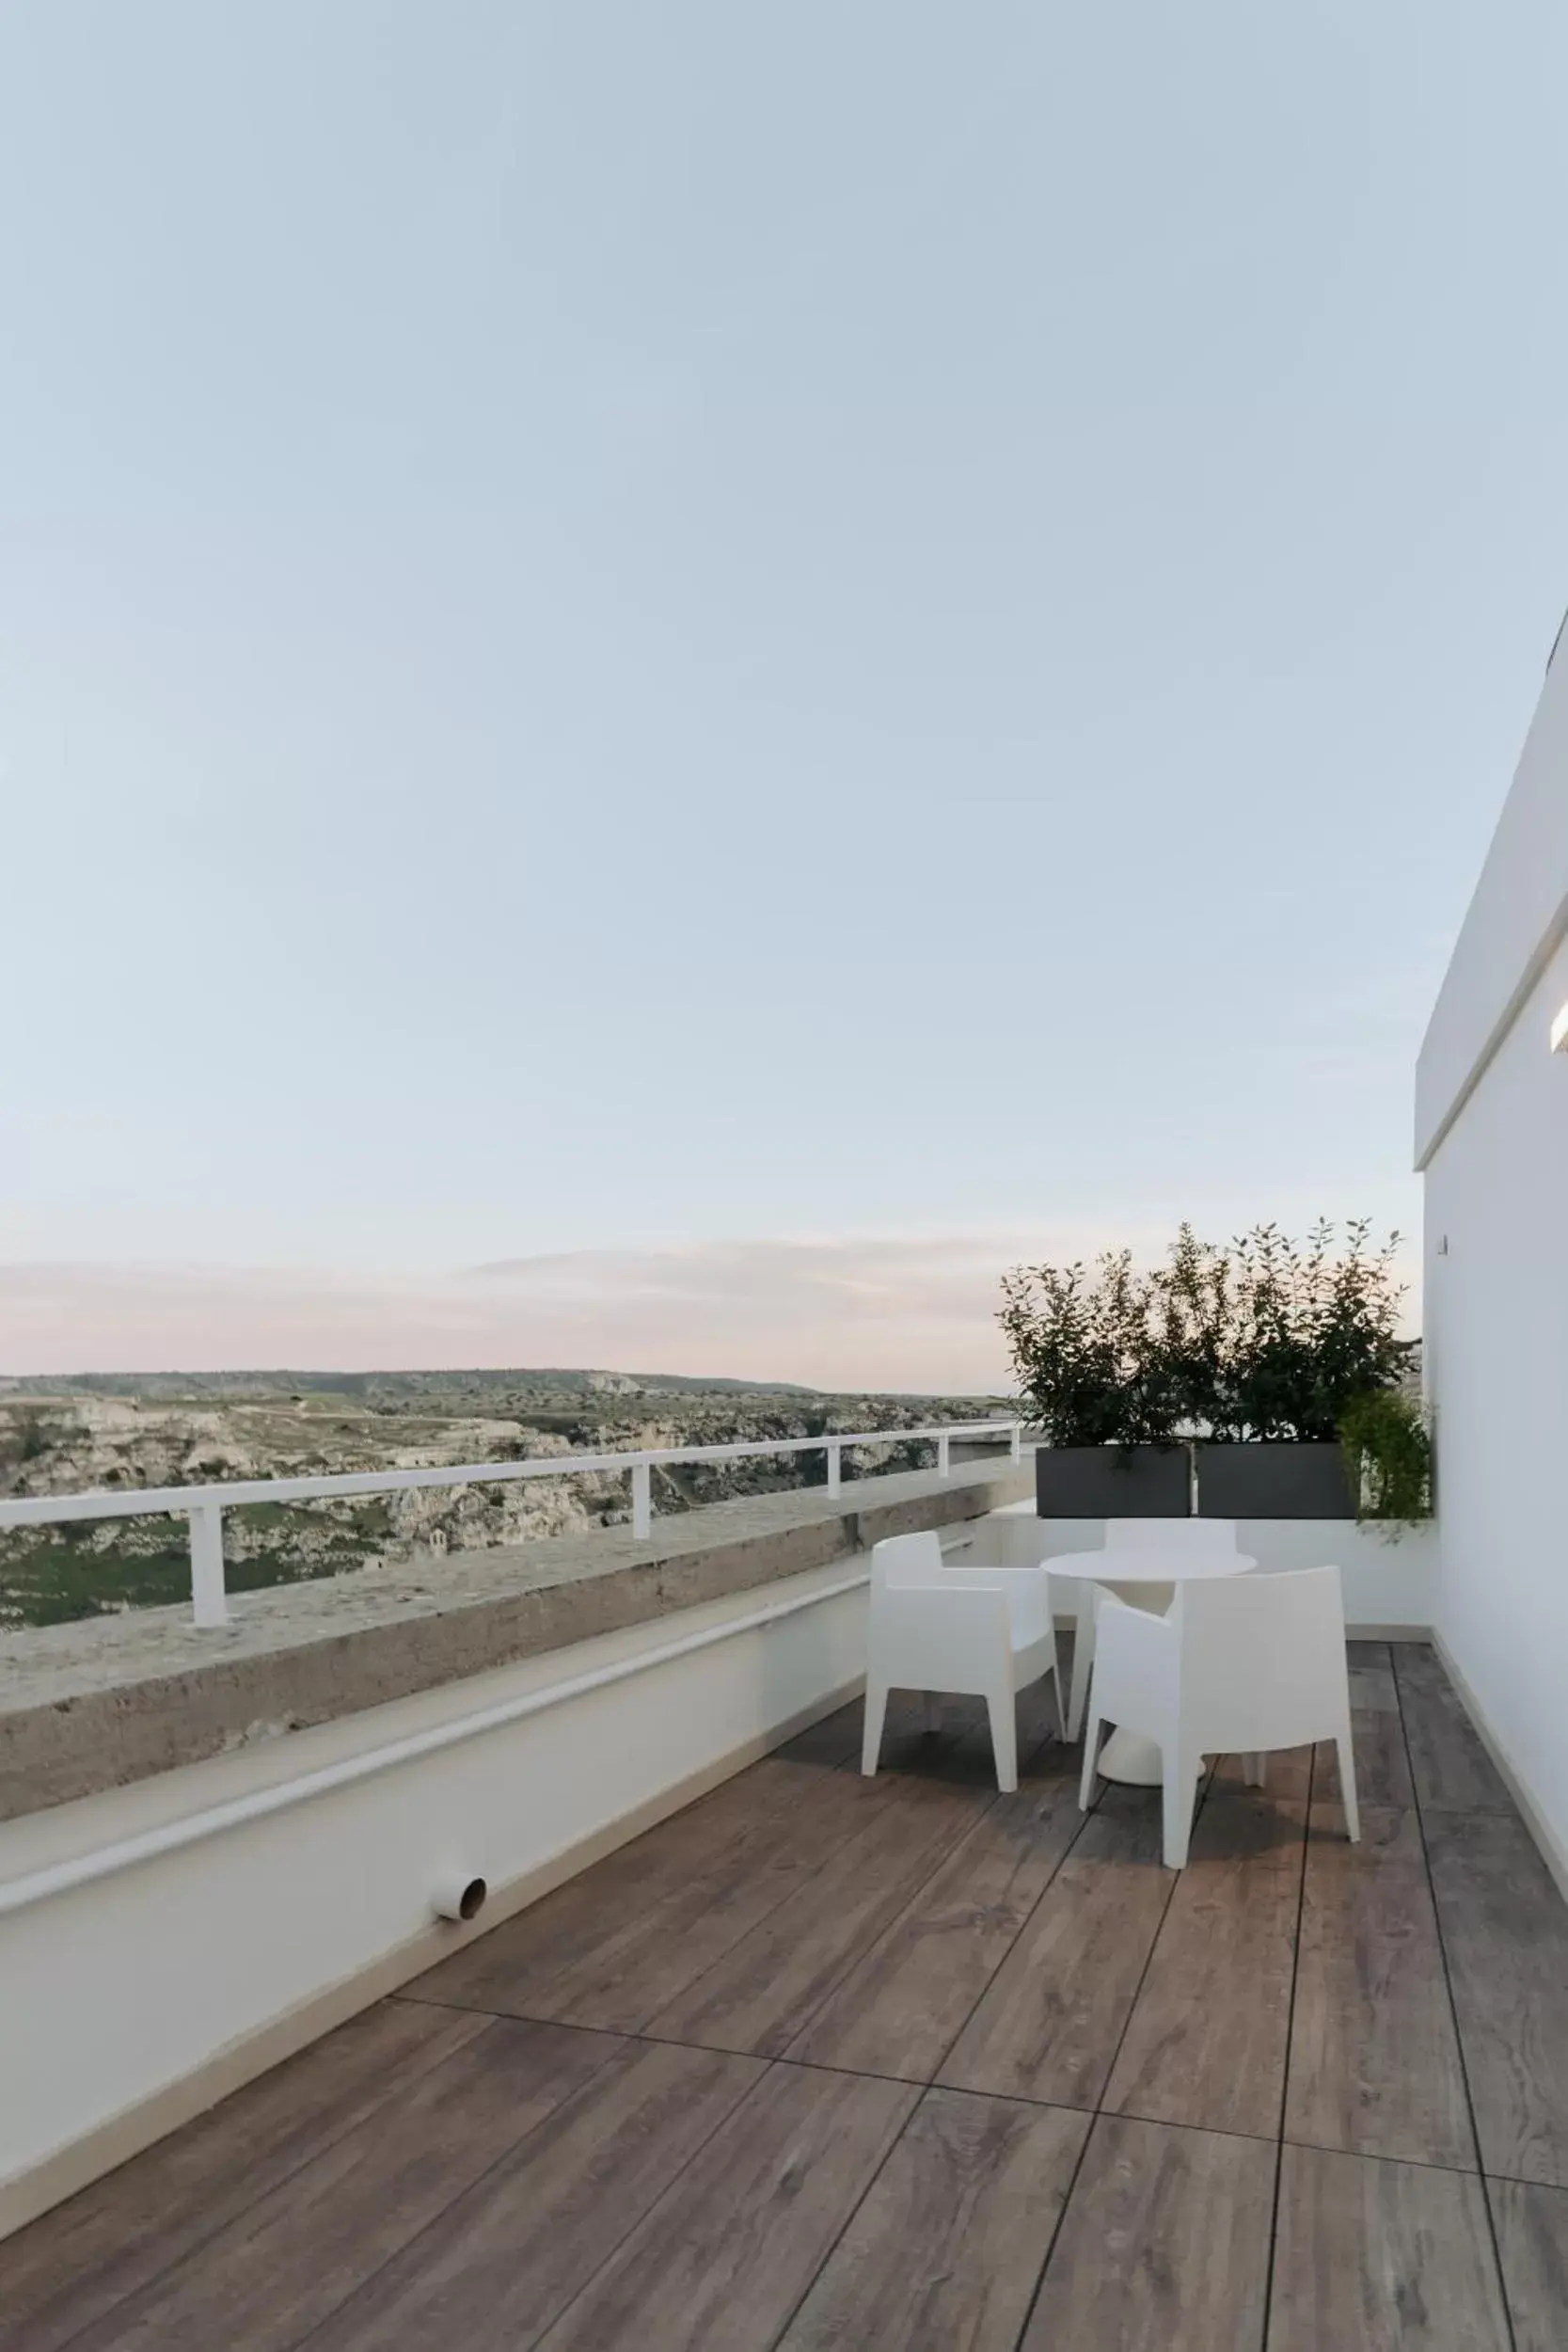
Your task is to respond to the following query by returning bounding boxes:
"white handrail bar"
[0,1420,1022,1525]
[0,1417,1025,1629]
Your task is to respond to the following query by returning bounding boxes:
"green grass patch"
[0,1501,388,1629]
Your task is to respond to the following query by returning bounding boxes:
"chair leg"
[861,1678,889,1777]
[1067,1593,1095,1740]
[1079,1713,1103,1812]
[923,1692,942,1735]
[1244,1752,1266,1788]
[1336,1728,1361,1843]
[1043,1617,1065,1740]
[986,1686,1019,1793]
[1162,1748,1196,1869]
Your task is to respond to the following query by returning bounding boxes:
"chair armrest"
[877,1581,1013,1623]
[930,1561,1049,1587]
[1096,1590,1177,1654]
[927,1564,1053,1650]
[1088,1591,1178,1732]
[869,1581,1012,1692]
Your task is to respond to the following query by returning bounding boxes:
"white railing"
[0,1418,1024,1629]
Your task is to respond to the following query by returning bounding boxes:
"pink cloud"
[0,1231,1131,1395]
[6,1219,1414,1394]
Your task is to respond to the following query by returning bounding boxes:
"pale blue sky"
[2,3,1564,1377]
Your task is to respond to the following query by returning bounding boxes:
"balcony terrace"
[5,13,1567,2344]
[4,1632,1565,2350]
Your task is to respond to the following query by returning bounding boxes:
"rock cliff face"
[0,1371,1004,1628]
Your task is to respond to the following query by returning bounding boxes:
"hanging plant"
[1338,1387,1433,1537]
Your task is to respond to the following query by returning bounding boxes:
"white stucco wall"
[1416,630,1568,1168]
[1421,928,1568,1855]
[977,1506,1436,1630]
[1418,627,1568,1867]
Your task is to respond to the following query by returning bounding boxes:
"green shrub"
[1338,1387,1433,1534]
[1001,1218,1410,1447]
[999,1249,1177,1446]
[1221,1220,1406,1441]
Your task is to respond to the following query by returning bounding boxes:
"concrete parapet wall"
[0,1458,1028,1820]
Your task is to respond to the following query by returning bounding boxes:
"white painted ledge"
[0,1552,871,2239]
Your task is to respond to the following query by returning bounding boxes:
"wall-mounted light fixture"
[1553,1000,1568,1056]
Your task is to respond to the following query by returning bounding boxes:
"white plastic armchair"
[1063,1518,1249,1740]
[861,1531,1061,1792]
[1079,1564,1360,1867]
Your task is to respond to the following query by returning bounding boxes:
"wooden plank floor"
[4,1645,1566,2349]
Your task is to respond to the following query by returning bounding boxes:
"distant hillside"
[0,1369,1009,1629]
[0,1366,827,1402]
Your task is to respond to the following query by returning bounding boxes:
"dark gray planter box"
[1195,1441,1354,1519]
[1036,1445,1191,1518]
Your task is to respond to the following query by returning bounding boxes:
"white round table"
[1053,1545,1257,1785]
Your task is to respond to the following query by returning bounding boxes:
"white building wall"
[1417,628,1568,1872]
[1421,930,1568,1858]
[1416,628,1568,1168]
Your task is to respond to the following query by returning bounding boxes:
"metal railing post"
[188,1503,229,1628]
[937,1434,951,1479]
[825,1440,842,1498]
[631,1460,653,1539]
[1009,1422,1022,1462]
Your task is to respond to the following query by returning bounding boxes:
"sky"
[2,1,1565,1391]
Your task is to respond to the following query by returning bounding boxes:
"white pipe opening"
[431,1870,488,1924]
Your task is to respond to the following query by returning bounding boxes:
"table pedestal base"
[1096,1730,1205,1788]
